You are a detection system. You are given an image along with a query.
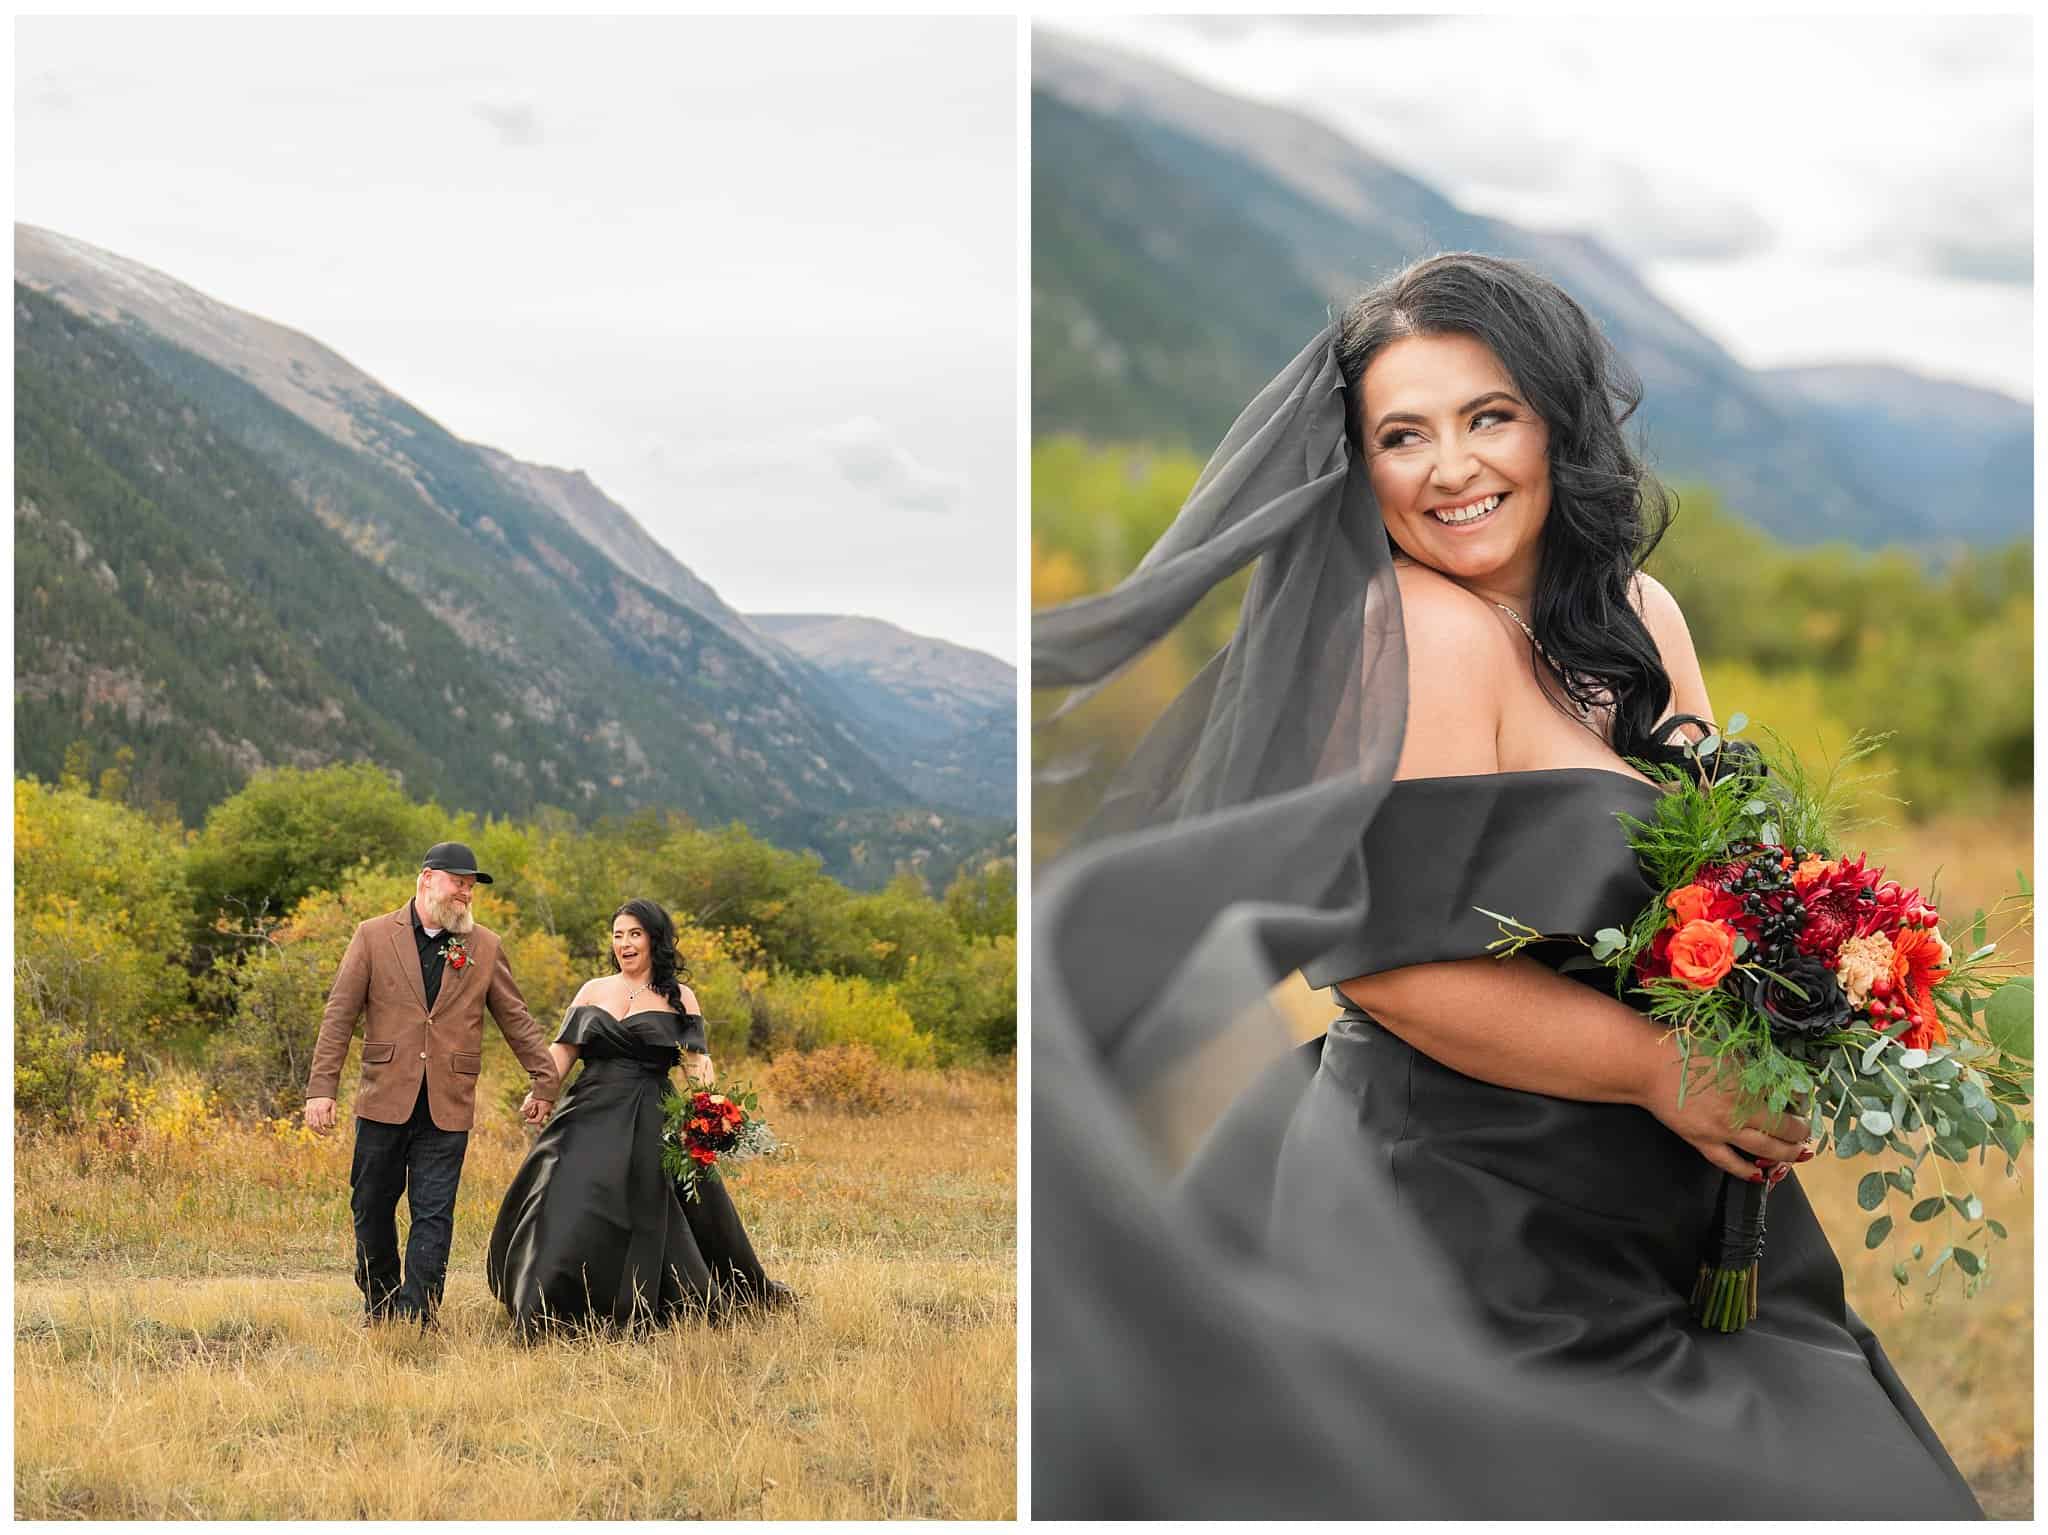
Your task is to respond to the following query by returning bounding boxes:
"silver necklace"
[1492,601,1596,722]
[620,976,657,1013]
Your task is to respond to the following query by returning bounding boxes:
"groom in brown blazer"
[304,841,562,1324]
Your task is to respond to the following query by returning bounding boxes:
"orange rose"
[1666,883,1719,925]
[1667,919,1738,990]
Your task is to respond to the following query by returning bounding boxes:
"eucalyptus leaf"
[1858,1109,1893,1137]
[1891,1262,1909,1286]
[1855,1172,1886,1210]
[1952,1247,1982,1277]
[1988,1219,2009,1240]
[1910,1243,1924,1259]
[1984,976,2033,1063]
[1760,821,1780,847]
[1896,1049,1928,1071]
[1859,1035,1891,1073]
[1884,1168,1915,1196]
[1993,1115,2028,1159]
[1724,712,1749,735]
[1863,1215,1893,1249]
[1927,1246,1954,1279]
[1947,1193,1983,1222]
[1909,1197,1944,1223]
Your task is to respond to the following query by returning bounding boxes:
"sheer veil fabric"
[1029,331,1963,1517]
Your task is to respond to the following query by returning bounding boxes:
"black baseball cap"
[422,841,494,884]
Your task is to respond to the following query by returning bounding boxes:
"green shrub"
[753,972,934,1068]
[14,775,192,1122]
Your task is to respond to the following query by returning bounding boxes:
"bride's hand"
[1638,1049,1811,1181]
[684,1051,714,1087]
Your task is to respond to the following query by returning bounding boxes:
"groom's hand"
[304,1097,337,1134]
[520,1093,553,1125]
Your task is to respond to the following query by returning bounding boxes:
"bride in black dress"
[487,898,792,1335]
[1032,253,1983,1516]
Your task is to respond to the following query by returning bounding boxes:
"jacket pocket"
[362,1040,396,1064]
[451,1051,482,1076]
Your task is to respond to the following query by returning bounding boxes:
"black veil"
[1028,329,1946,1517]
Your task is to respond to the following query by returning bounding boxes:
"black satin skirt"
[486,1058,770,1335]
[1257,1011,1982,1516]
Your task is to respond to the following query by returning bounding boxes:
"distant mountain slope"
[472,445,790,671]
[14,228,1016,884]
[751,613,1014,818]
[1760,364,2034,543]
[1031,31,2032,549]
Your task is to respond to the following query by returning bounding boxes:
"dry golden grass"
[15,1058,1016,1519]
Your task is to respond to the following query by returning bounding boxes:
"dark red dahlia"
[1791,854,1883,963]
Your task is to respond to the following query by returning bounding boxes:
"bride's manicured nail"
[1796,1146,1815,1162]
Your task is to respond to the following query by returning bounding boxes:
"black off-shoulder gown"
[486,1005,777,1334]
[1195,768,1981,1516]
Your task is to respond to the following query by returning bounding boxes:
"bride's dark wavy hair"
[610,898,693,1014]
[1334,251,1677,758]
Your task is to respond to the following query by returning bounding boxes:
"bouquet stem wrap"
[1692,1172,1770,1332]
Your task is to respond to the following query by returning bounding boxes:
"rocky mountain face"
[14,227,1014,887]
[750,613,1014,816]
[1031,31,2032,550]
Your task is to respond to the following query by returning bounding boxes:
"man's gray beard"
[418,890,476,934]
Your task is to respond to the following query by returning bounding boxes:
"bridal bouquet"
[1486,717,2032,1332]
[660,1080,779,1202]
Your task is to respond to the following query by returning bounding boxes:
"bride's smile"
[1360,330,1552,612]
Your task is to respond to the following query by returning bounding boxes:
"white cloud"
[472,101,543,149]
[816,415,966,515]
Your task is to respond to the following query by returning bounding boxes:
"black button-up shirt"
[410,900,449,1011]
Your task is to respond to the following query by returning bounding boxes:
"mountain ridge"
[1030,33,2032,549]
[14,229,1015,883]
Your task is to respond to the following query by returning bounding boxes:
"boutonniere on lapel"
[439,935,472,972]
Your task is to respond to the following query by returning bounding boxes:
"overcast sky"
[1042,14,2033,401]
[16,16,1019,662]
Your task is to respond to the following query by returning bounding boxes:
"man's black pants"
[350,1080,470,1320]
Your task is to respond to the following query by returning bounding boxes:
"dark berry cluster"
[1726,841,1811,969]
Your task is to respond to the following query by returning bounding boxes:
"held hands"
[520,1092,554,1126]
[684,1051,715,1088]
[1640,1049,1812,1182]
[304,1097,338,1135]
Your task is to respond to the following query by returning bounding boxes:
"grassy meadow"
[14,1050,1017,1520]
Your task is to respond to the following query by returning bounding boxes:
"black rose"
[1737,955,1853,1039]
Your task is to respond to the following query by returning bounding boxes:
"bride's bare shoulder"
[1390,561,1515,777]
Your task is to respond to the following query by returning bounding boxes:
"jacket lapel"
[389,906,428,1011]
[435,932,477,1009]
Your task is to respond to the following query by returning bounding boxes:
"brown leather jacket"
[305,904,560,1131]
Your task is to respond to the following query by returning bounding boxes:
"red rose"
[449,951,467,969]
[689,1145,718,1165]
[1636,923,1678,983]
